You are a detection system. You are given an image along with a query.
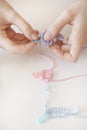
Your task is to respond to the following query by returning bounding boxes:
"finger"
[0,35,36,54]
[63,23,85,62]
[11,38,29,46]
[13,33,29,41]
[6,27,30,44]
[6,27,15,39]
[50,42,64,57]
[61,44,71,52]
[51,43,71,61]
[10,11,39,40]
[44,9,74,40]
[20,38,30,45]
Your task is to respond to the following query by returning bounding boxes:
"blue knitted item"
[37,107,79,124]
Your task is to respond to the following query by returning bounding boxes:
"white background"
[0,0,87,130]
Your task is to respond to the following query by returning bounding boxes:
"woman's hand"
[44,0,87,62]
[0,0,39,54]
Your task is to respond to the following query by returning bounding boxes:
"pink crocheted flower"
[39,69,53,81]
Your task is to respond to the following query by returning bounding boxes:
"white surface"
[0,0,87,130]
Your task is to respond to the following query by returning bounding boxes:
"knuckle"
[62,9,73,20]
[24,24,32,33]
[53,24,58,30]
[49,24,58,35]
[10,11,19,22]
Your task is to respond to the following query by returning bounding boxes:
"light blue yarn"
[37,113,50,124]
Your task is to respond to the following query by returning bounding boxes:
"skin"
[44,0,87,62]
[0,0,39,54]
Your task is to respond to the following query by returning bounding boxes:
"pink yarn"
[51,74,87,82]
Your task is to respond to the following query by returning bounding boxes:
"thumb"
[11,12,39,40]
[44,10,74,40]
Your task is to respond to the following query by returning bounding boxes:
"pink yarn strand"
[38,52,55,70]
[51,74,87,82]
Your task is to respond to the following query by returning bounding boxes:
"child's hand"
[0,0,39,54]
[44,0,87,62]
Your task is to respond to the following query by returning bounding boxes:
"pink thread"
[51,74,87,82]
[38,52,55,70]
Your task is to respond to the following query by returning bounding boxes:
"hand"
[44,0,87,62]
[0,0,39,54]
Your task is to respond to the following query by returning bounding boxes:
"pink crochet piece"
[33,69,53,82]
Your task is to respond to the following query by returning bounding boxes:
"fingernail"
[44,32,52,40]
[31,33,38,40]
